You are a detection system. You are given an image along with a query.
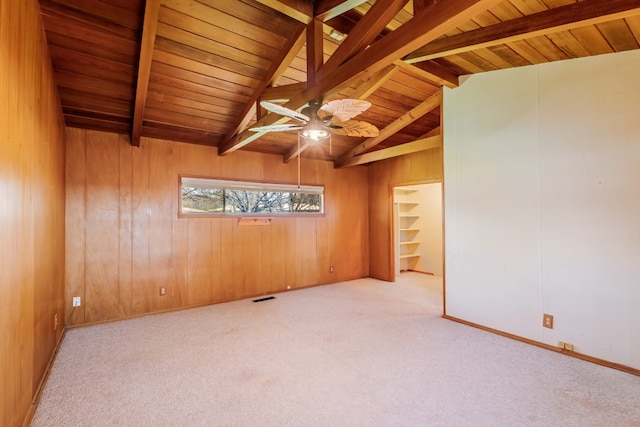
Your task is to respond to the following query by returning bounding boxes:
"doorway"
[392,183,443,278]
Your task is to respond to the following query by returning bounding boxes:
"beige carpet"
[32,273,640,426]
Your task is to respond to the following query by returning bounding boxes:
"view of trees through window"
[181,179,323,215]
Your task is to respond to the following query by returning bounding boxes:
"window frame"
[179,175,325,218]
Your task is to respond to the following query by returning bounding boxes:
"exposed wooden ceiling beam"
[131,0,160,147]
[335,133,442,168]
[393,60,459,88]
[219,22,306,154]
[406,0,640,63]
[261,82,308,102]
[314,0,503,96]
[254,0,313,24]
[320,0,409,75]
[349,64,400,99]
[269,30,306,86]
[413,0,438,16]
[338,90,442,160]
[222,0,498,156]
[315,0,368,21]
[307,18,324,86]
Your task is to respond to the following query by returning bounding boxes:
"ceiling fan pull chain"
[297,133,301,190]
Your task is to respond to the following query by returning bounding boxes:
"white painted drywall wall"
[444,49,640,369]
[413,183,443,276]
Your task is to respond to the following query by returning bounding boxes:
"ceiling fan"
[249,98,379,144]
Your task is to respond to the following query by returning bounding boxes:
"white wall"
[414,183,443,276]
[444,50,640,369]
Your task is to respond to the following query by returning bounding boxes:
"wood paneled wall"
[65,130,369,325]
[368,149,443,281]
[0,1,66,425]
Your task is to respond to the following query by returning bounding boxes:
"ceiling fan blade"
[320,99,372,122]
[329,120,379,137]
[249,124,303,132]
[260,101,309,123]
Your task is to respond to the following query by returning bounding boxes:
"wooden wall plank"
[131,141,151,315]
[118,134,133,317]
[147,138,174,312]
[85,131,120,322]
[65,131,369,326]
[65,128,86,325]
[1,0,66,425]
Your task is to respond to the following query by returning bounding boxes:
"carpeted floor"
[31,273,640,426]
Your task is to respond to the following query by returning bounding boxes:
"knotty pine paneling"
[1,0,66,425]
[65,130,369,326]
[368,148,443,282]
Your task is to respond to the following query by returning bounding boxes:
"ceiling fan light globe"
[301,128,329,142]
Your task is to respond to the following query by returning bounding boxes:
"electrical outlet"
[54,314,58,331]
[543,313,554,329]
[72,296,81,307]
[330,266,334,273]
[159,287,166,296]
[558,341,574,351]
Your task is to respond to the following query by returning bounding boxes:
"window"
[180,177,324,216]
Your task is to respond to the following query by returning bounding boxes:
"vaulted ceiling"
[39,0,640,167]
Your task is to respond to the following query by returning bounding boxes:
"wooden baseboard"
[442,314,640,377]
[405,269,435,275]
[23,328,67,427]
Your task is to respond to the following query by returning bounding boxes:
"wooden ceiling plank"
[625,15,640,44]
[42,13,139,55]
[152,49,260,89]
[156,11,276,69]
[339,90,442,161]
[597,19,640,51]
[219,22,307,153]
[163,0,289,48]
[49,45,136,80]
[148,81,245,110]
[545,31,592,58]
[221,0,499,157]
[154,37,264,80]
[315,0,369,21]
[40,0,142,30]
[55,72,135,101]
[253,0,313,24]
[131,0,160,147]
[393,60,459,88]
[151,61,253,97]
[44,31,138,65]
[319,0,409,76]
[406,0,640,62]
[335,134,442,168]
